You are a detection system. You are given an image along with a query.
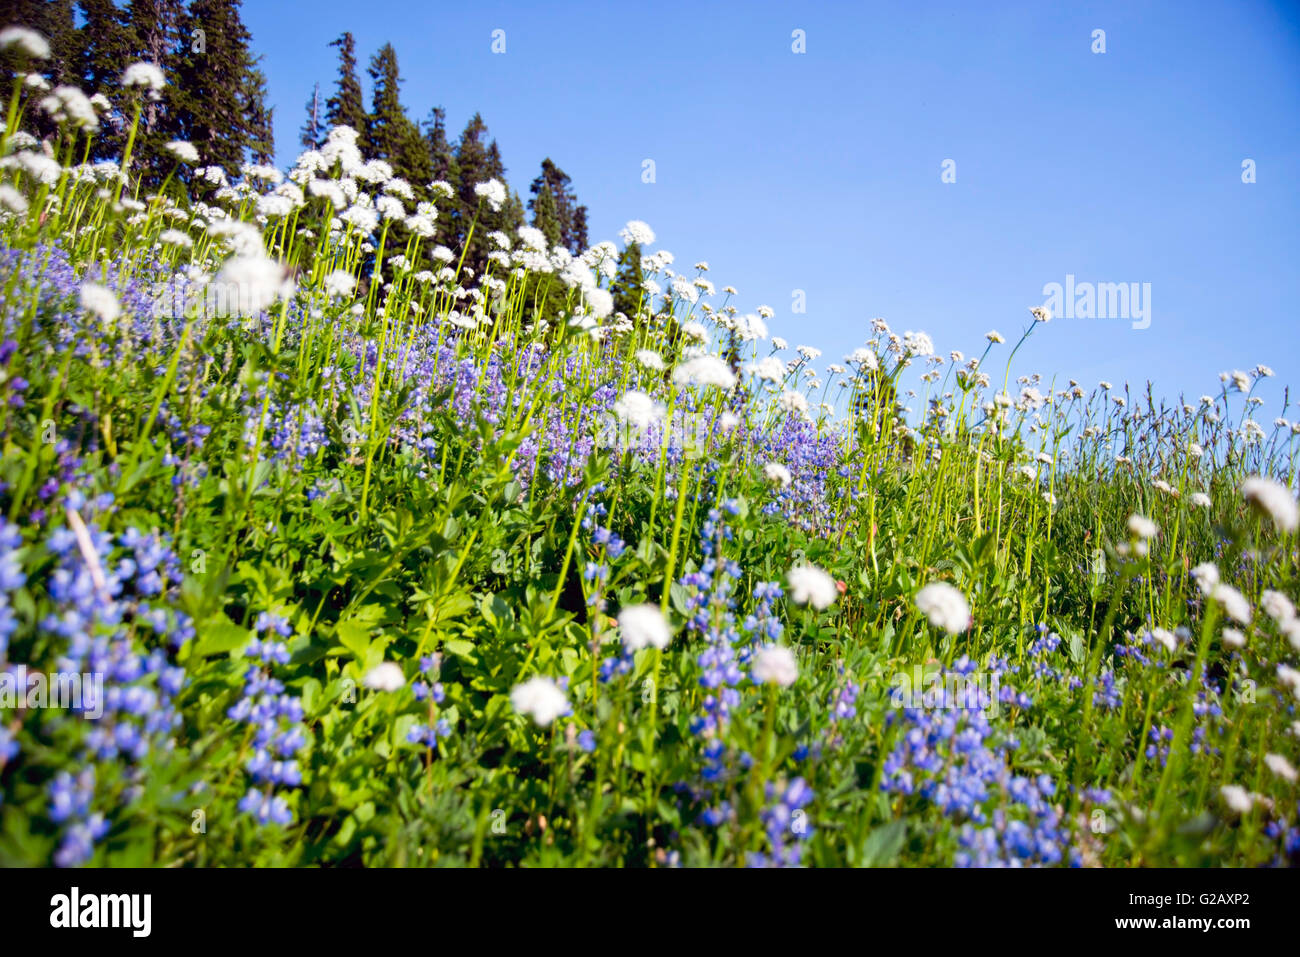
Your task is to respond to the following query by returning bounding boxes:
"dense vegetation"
[0,22,1298,868]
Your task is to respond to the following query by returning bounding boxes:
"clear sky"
[244,0,1300,411]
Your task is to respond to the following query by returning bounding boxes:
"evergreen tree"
[530,182,562,249]
[43,0,78,87]
[423,106,456,183]
[570,204,588,253]
[363,44,431,198]
[170,0,259,180]
[446,114,527,275]
[611,242,645,319]
[300,81,325,150]
[529,158,588,254]
[1,0,77,139]
[129,0,182,66]
[126,0,184,152]
[324,32,365,133]
[448,112,492,270]
[500,187,525,237]
[78,0,132,97]
[363,44,402,160]
[243,61,274,164]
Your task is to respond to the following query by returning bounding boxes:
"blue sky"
[244,0,1300,411]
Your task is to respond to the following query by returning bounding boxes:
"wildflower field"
[1,35,1299,871]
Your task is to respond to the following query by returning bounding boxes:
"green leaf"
[1068,633,1085,666]
[192,615,251,657]
[443,638,478,663]
[859,818,907,867]
[336,618,373,660]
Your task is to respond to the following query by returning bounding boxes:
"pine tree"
[130,0,183,65]
[530,182,562,249]
[500,187,525,237]
[170,0,259,181]
[612,242,645,319]
[448,112,492,269]
[571,205,588,252]
[364,44,401,160]
[1,0,77,138]
[127,0,184,148]
[325,32,365,134]
[529,158,588,254]
[423,106,456,184]
[115,0,186,181]
[363,45,432,202]
[244,61,274,164]
[300,82,325,150]
[448,114,528,276]
[78,0,132,96]
[44,0,79,86]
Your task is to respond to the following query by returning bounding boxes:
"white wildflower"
[672,355,736,391]
[322,269,356,300]
[510,676,568,726]
[620,220,655,246]
[1219,785,1254,815]
[1211,583,1252,625]
[764,462,793,487]
[1241,476,1299,534]
[122,62,166,92]
[617,604,672,652]
[474,179,506,211]
[787,565,838,610]
[612,390,664,431]
[1127,514,1157,540]
[1264,753,1297,782]
[914,582,971,635]
[362,662,405,692]
[79,282,120,323]
[751,645,798,687]
[0,27,50,58]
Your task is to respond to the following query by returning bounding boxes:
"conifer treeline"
[3,5,592,276]
[302,32,590,273]
[3,0,273,183]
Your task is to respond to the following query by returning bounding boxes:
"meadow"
[1,42,1298,868]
